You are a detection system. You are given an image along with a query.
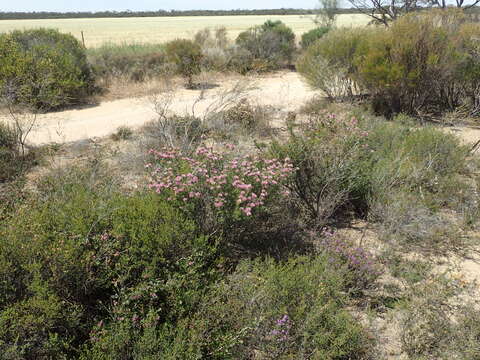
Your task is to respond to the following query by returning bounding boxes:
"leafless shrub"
[143,78,253,152]
[0,95,40,182]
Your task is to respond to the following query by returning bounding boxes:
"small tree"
[347,0,480,26]
[165,39,203,88]
[315,0,338,27]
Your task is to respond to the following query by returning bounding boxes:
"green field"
[0,14,370,47]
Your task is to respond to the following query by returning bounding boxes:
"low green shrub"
[0,28,96,110]
[300,26,331,50]
[401,278,480,359]
[91,256,372,359]
[0,165,215,358]
[165,39,203,88]
[88,43,169,84]
[236,20,296,71]
[270,109,471,233]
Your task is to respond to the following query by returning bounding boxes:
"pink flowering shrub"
[147,145,295,235]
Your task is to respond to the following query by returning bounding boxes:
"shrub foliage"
[165,39,203,88]
[0,28,96,110]
[236,20,297,71]
[297,10,480,117]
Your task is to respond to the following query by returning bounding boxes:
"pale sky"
[2,1,318,12]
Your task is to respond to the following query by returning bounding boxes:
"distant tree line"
[0,8,366,20]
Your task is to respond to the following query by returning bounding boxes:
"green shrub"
[298,10,480,116]
[297,28,368,99]
[354,10,480,116]
[236,20,296,71]
[0,28,96,110]
[88,42,169,84]
[165,39,203,88]
[0,165,214,358]
[85,256,372,359]
[270,109,470,231]
[163,256,373,359]
[300,26,331,50]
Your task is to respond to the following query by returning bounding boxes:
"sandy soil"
[10,71,316,146]
[4,71,480,147]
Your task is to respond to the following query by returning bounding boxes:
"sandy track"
[14,71,316,146]
[4,70,480,146]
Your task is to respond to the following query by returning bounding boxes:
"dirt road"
[3,70,480,146]
[12,71,316,146]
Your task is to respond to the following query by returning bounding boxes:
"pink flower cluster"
[147,146,295,217]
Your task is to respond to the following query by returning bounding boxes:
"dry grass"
[0,14,370,48]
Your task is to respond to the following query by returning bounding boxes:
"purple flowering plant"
[318,229,382,291]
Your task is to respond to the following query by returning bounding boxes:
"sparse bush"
[0,121,38,183]
[236,20,296,71]
[0,28,96,110]
[270,113,371,227]
[194,27,232,72]
[165,39,203,88]
[142,114,206,153]
[401,278,480,359]
[110,125,133,141]
[371,192,463,254]
[300,26,331,50]
[221,99,271,135]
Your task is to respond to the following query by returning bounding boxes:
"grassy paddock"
[0,14,370,47]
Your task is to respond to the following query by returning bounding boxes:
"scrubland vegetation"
[1,6,480,360]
